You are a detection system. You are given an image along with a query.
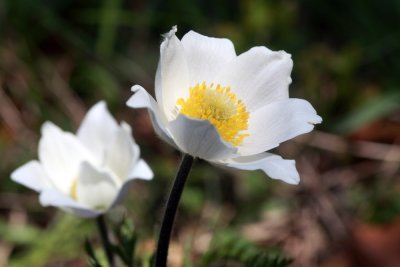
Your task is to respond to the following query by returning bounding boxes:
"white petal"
[240,99,322,156]
[39,189,101,218]
[129,159,153,180]
[104,125,137,182]
[39,122,93,195]
[11,160,51,192]
[220,152,300,184]
[76,101,119,163]
[168,114,237,160]
[127,85,176,146]
[121,121,141,163]
[181,30,236,84]
[108,178,135,210]
[106,160,153,209]
[158,26,190,120]
[216,47,293,112]
[75,162,119,211]
[155,61,163,107]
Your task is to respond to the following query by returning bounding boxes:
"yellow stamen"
[176,82,249,146]
[70,179,77,200]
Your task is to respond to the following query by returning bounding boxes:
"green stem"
[154,154,194,267]
[96,215,115,267]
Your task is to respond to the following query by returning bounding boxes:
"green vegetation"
[1,0,400,266]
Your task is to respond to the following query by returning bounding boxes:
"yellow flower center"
[70,179,77,200]
[176,82,249,146]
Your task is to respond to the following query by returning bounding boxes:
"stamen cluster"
[177,82,249,146]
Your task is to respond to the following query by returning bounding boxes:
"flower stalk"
[96,215,115,267]
[154,154,194,267]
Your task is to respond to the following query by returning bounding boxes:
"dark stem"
[96,215,115,267]
[154,154,194,267]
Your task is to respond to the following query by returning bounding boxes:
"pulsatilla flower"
[11,101,153,217]
[127,26,322,184]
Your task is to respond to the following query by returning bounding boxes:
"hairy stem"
[154,154,194,267]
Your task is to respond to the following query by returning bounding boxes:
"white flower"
[11,101,153,218]
[127,26,322,184]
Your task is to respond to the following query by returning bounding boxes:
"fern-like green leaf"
[84,238,103,267]
[112,216,138,267]
[200,232,292,267]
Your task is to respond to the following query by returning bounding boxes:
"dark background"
[1,0,400,266]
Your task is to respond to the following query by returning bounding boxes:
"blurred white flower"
[11,101,153,218]
[127,26,322,184]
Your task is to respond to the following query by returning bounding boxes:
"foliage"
[111,217,138,267]
[85,238,104,267]
[8,215,93,267]
[201,231,292,267]
[1,0,400,266]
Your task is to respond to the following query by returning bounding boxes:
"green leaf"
[84,238,103,267]
[336,90,400,133]
[201,231,292,267]
[112,216,138,267]
[0,219,40,245]
[9,214,93,267]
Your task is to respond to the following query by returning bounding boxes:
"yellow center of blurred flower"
[176,82,249,146]
[70,180,77,200]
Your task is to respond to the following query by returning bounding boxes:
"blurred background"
[1,0,400,266]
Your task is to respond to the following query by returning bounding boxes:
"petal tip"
[10,167,27,188]
[162,25,177,39]
[311,114,323,125]
[40,121,58,135]
[130,84,143,93]
[278,50,292,58]
[276,159,300,185]
[86,101,112,122]
[286,175,300,185]
[92,100,107,110]
[126,86,148,108]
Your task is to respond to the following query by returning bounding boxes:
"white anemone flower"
[127,26,322,184]
[11,101,153,218]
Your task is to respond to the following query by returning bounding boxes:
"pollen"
[176,82,249,146]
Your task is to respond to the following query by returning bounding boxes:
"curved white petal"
[121,121,141,163]
[168,114,237,160]
[75,162,119,211]
[157,26,190,120]
[76,101,119,163]
[127,85,176,146]
[39,189,101,218]
[129,159,153,180]
[11,160,51,192]
[216,47,293,112]
[239,98,322,156]
[108,178,135,210]
[108,160,153,209]
[181,30,236,84]
[39,122,93,195]
[104,125,137,182]
[155,61,163,107]
[219,152,300,184]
